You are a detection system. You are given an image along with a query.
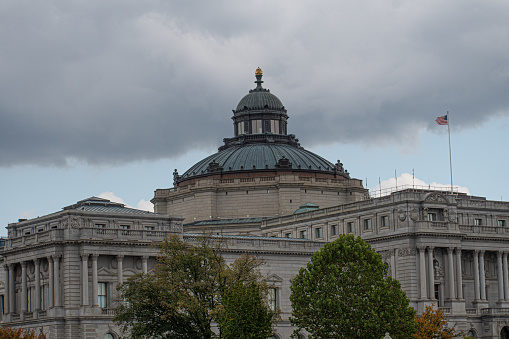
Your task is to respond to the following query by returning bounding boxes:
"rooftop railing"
[2,227,179,250]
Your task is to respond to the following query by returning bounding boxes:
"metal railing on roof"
[368,184,465,199]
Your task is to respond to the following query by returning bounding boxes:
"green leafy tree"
[115,235,277,339]
[290,234,416,339]
[216,281,276,339]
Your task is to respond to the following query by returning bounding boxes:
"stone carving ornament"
[398,247,416,257]
[398,209,406,221]
[410,208,419,221]
[448,210,457,222]
[425,193,448,203]
[433,259,444,278]
[70,217,80,229]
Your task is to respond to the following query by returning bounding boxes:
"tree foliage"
[414,304,465,339]
[290,234,416,339]
[0,327,46,339]
[216,282,275,339]
[114,234,277,339]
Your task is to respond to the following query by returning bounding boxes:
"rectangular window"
[363,219,372,230]
[285,232,292,238]
[427,213,436,221]
[98,283,107,308]
[145,226,155,231]
[270,120,280,134]
[237,121,245,135]
[499,220,507,227]
[41,285,46,310]
[268,288,278,311]
[252,120,263,134]
[120,224,130,235]
[315,227,323,239]
[347,222,354,233]
[299,230,307,239]
[434,284,441,307]
[331,224,338,236]
[0,295,4,315]
[95,223,106,235]
[474,218,482,226]
[27,288,32,312]
[381,216,389,228]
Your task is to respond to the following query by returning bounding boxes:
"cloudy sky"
[1,1,508,235]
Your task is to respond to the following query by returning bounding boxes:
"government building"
[1,69,508,338]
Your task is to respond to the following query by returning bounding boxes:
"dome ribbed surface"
[180,144,335,181]
[236,91,284,111]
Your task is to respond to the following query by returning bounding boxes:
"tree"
[290,234,416,339]
[216,282,276,339]
[414,304,465,339]
[115,234,277,338]
[0,327,46,339]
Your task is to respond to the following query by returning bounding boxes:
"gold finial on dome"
[255,67,263,75]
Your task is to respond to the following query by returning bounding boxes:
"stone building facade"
[2,69,509,338]
[0,197,322,338]
[261,189,509,338]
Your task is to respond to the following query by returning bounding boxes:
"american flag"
[435,115,448,125]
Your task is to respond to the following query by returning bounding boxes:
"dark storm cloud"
[1,0,508,166]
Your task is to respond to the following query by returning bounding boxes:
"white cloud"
[370,172,469,197]
[98,191,154,212]
[137,199,154,212]
[98,192,126,205]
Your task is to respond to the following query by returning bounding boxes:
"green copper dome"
[173,68,350,185]
[178,144,338,182]
[235,90,284,112]
[234,67,285,113]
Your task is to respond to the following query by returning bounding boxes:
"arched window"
[501,327,509,339]
[466,329,476,338]
[104,333,115,339]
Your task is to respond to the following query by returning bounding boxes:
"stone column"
[21,261,27,312]
[92,254,99,307]
[117,255,124,285]
[498,252,504,302]
[81,254,89,306]
[504,252,509,300]
[418,247,427,299]
[390,250,396,278]
[142,256,148,274]
[447,247,455,299]
[53,256,61,307]
[3,265,9,314]
[455,248,463,299]
[479,251,486,300]
[48,257,54,308]
[428,247,435,300]
[394,248,399,279]
[35,259,41,310]
[9,264,15,313]
[473,250,480,301]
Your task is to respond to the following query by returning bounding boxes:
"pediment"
[265,273,283,283]
[98,267,113,276]
[424,192,448,204]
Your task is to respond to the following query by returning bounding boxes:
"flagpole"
[447,111,453,193]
